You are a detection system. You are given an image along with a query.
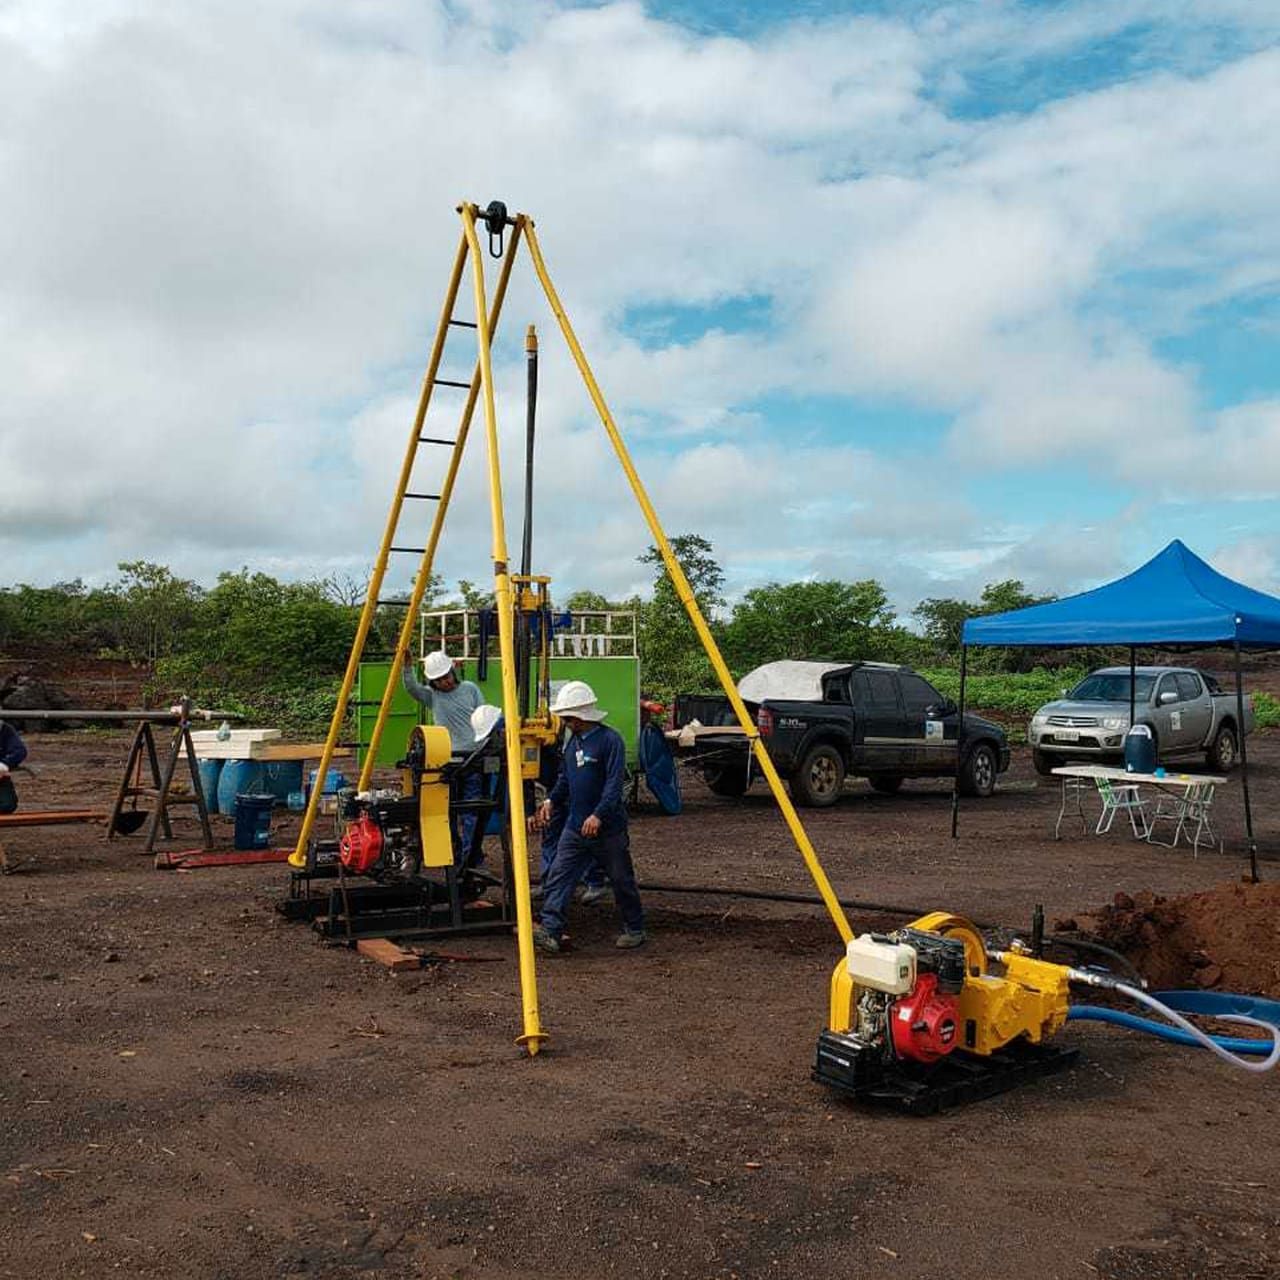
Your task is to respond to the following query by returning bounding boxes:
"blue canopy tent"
[951,541,1280,879]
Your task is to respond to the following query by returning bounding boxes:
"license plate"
[1054,730,1080,742]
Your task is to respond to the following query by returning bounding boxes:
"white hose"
[1115,983,1280,1075]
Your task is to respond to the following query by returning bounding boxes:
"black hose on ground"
[1042,933,1147,987]
[627,879,995,928]
[534,877,1143,982]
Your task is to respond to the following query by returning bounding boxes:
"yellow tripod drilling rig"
[285,199,856,1057]
[281,200,1154,1112]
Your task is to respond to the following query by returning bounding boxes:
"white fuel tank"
[845,934,917,995]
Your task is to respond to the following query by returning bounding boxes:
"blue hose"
[1069,990,1280,1058]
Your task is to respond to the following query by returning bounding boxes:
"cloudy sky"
[2,0,1278,619]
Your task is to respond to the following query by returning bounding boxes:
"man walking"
[532,681,644,953]
[0,718,28,815]
[403,651,484,860]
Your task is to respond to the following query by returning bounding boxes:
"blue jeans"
[540,828,643,939]
[540,808,605,890]
[452,770,484,869]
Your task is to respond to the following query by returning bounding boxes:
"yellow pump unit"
[815,913,1078,1114]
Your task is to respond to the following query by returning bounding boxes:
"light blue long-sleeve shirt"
[402,667,483,753]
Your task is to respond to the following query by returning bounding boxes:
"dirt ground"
[2,728,1279,1280]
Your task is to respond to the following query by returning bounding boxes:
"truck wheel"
[959,742,998,798]
[791,744,846,807]
[1206,724,1238,773]
[869,775,904,795]
[705,763,750,798]
[1032,749,1059,777]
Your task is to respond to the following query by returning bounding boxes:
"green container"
[463,656,641,763]
[357,655,641,765]
[355,662,423,769]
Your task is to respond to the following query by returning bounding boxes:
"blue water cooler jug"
[1124,724,1156,773]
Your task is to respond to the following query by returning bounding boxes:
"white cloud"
[0,0,1277,618]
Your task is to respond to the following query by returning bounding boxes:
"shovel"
[111,810,150,836]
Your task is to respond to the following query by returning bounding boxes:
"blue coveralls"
[539,723,643,939]
[0,721,27,814]
[539,736,605,892]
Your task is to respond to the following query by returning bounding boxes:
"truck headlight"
[1031,713,1048,726]
[1101,717,1126,731]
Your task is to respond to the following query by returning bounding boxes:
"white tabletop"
[1052,764,1228,787]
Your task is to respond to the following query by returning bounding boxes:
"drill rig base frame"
[813,1030,1079,1116]
[277,865,515,943]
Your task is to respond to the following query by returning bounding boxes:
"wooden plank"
[356,938,422,972]
[0,810,105,827]
[156,847,292,869]
[246,743,353,762]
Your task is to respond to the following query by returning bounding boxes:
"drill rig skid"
[279,866,511,942]
[813,1030,1079,1116]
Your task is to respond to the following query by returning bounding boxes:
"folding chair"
[1095,777,1150,838]
[1146,782,1221,856]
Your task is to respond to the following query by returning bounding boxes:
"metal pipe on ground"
[0,709,241,723]
[625,879,992,928]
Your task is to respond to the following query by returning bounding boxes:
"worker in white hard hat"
[534,718,608,907]
[531,680,645,953]
[403,650,485,861]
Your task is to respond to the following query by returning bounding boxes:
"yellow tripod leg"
[357,222,525,790]
[523,219,852,946]
[290,233,471,869]
[461,204,547,1054]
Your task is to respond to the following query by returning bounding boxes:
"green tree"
[723,579,894,670]
[637,534,725,700]
[914,596,970,654]
[914,578,1057,669]
[113,560,202,663]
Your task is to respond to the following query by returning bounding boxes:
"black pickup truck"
[673,661,1010,806]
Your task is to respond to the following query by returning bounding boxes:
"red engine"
[889,972,961,1064]
[339,814,384,876]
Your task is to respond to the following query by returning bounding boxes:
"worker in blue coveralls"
[0,719,28,815]
[403,651,484,863]
[531,680,645,953]
[536,722,608,904]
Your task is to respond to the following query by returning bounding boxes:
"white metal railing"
[419,608,637,662]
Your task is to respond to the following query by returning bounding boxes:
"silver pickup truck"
[1028,665,1254,775]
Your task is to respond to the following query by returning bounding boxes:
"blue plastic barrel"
[196,758,225,814]
[261,761,304,807]
[1124,724,1156,773]
[218,760,266,815]
[233,794,274,850]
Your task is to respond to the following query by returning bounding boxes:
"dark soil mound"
[1062,881,1280,997]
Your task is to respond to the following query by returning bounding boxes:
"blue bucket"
[233,793,274,850]
[307,767,348,799]
[196,758,225,815]
[218,760,266,814]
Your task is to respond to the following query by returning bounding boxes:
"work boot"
[614,930,646,950]
[532,925,561,954]
[579,883,609,906]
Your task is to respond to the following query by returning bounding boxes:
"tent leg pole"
[1234,638,1259,883]
[950,645,967,839]
[1129,646,1136,730]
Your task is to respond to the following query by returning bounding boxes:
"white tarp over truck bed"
[736,660,848,704]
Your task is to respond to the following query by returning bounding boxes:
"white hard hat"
[470,704,502,741]
[422,650,454,680]
[550,679,607,722]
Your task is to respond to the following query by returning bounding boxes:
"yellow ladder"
[293,201,854,1057]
